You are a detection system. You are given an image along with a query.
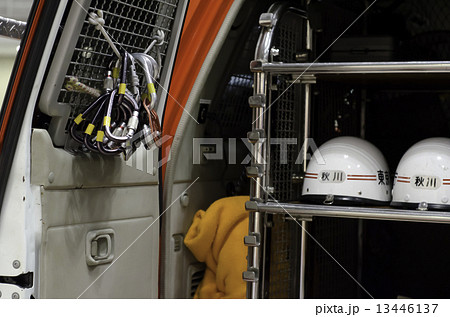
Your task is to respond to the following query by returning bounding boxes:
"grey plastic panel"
[33,128,160,298]
[40,217,157,298]
[40,186,159,227]
[31,129,158,189]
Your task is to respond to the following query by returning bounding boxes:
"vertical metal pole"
[299,84,310,299]
[357,89,367,297]
[247,70,267,299]
[299,18,313,300]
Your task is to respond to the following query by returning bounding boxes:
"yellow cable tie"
[148,83,156,94]
[85,123,95,135]
[118,83,126,94]
[74,114,84,125]
[141,93,148,101]
[96,131,105,142]
[103,116,111,127]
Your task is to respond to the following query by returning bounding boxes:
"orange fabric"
[0,0,45,153]
[161,0,234,184]
[184,196,249,299]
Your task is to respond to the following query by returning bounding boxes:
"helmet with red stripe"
[392,138,450,210]
[302,136,391,205]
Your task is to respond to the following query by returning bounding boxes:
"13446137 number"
[376,304,438,314]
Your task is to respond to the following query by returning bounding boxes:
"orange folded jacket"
[184,196,249,299]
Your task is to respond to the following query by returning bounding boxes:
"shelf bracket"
[247,129,265,144]
[243,267,259,282]
[248,94,266,108]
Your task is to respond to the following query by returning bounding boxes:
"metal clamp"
[246,165,264,178]
[242,267,259,282]
[248,94,266,108]
[247,129,265,144]
[249,60,264,72]
[245,200,259,212]
[244,233,261,247]
[288,74,316,84]
[259,12,275,27]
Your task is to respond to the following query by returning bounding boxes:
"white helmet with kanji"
[302,136,392,205]
[391,138,450,210]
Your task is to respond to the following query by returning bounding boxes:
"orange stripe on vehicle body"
[0,0,45,153]
[161,0,234,184]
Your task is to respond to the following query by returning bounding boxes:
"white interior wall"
[0,39,20,108]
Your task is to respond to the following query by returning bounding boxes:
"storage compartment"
[246,0,450,299]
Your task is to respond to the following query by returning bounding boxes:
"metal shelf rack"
[243,3,450,300]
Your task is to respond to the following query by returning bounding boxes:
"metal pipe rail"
[246,201,450,224]
[250,60,450,75]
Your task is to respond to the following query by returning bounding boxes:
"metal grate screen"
[270,10,305,203]
[58,0,179,117]
[267,8,306,299]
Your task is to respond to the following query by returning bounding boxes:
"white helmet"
[302,136,392,205]
[391,138,450,210]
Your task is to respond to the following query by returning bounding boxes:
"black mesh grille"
[58,0,179,116]
[267,8,306,299]
[268,215,301,298]
[306,218,359,298]
[270,10,306,202]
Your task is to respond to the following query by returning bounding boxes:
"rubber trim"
[301,194,390,206]
[391,201,450,211]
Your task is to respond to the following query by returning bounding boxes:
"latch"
[86,229,115,266]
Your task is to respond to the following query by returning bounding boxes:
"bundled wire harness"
[68,10,163,160]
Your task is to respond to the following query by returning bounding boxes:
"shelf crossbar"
[250,60,450,76]
[248,201,450,224]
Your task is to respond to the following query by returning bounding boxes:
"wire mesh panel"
[265,8,306,299]
[58,0,179,118]
[267,216,301,298]
[305,218,359,298]
[270,10,306,203]
[396,0,450,61]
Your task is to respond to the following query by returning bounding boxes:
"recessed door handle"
[86,229,115,266]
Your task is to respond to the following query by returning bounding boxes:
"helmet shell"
[302,136,391,205]
[392,137,450,210]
